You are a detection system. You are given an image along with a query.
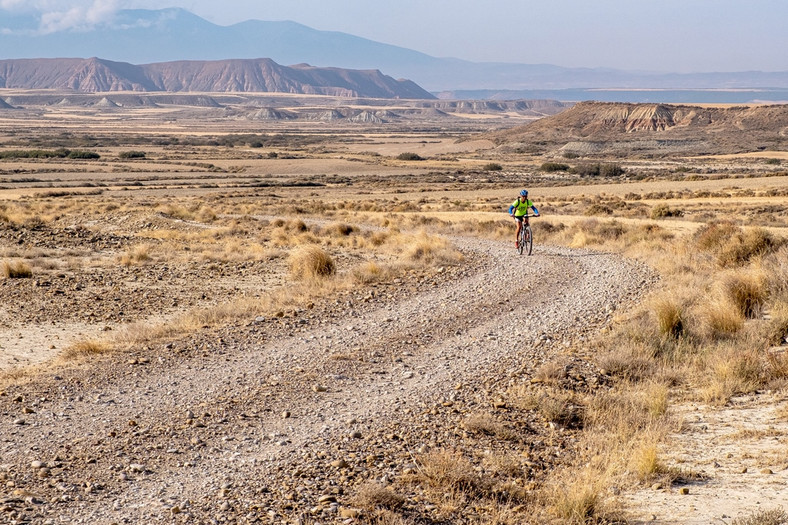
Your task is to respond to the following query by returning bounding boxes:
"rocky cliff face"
[0,58,435,99]
[491,101,788,156]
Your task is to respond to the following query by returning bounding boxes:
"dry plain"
[1,94,788,524]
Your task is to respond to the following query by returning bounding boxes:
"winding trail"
[0,237,654,523]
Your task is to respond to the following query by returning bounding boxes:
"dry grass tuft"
[462,413,518,441]
[287,245,336,280]
[352,482,406,510]
[731,508,788,525]
[651,295,685,338]
[401,231,463,265]
[701,296,745,337]
[694,222,783,267]
[119,244,153,266]
[545,468,618,525]
[416,450,488,496]
[60,339,111,360]
[701,346,762,404]
[721,270,769,319]
[2,260,33,278]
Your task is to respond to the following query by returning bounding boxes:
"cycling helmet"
[520,189,529,197]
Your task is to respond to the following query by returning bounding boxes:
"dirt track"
[0,236,653,523]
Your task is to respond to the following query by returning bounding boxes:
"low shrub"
[721,271,768,319]
[540,162,570,172]
[66,150,100,159]
[2,260,32,278]
[650,204,684,219]
[396,152,423,161]
[288,245,336,280]
[119,151,146,159]
[482,162,503,171]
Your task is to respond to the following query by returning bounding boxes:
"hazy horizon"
[0,0,786,74]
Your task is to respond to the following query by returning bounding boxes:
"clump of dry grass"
[462,413,518,441]
[60,339,111,360]
[651,295,685,338]
[416,449,488,497]
[694,222,783,267]
[701,346,763,404]
[352,482,406,510]
[721,270,769,319]
[701,296,745,337]
[119,244,153,266]
[543,467,619,525]
[731,508,788,525]
[2,260,33,278]
[287,245,336,280]
[401,231,464,265]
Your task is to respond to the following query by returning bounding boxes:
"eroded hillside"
[491,101,788,157]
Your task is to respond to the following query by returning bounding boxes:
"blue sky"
[1,0,786,73]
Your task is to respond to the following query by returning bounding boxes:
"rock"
[651,483,662,490]
[318,495,336,504]
[340,508,361,518]
[30,461,44,469]
[679,487,689,495]
[13,419,25,426]
[312,385,327,393]
[330,459,349,469]
[350,431,362,439]
[760,468,773,475]
[740,467,748,474]
[281,411,291,419]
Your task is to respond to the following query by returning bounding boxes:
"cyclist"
[509,189,539,249]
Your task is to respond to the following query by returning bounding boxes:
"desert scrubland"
[1,95,787,524]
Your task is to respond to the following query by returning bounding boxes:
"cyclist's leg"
[514,216,523,245]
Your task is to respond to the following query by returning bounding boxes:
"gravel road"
[0,236,654,524]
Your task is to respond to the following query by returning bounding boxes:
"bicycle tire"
[517,227,524,255]
[524,224,533,255]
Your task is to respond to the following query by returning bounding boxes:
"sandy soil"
[624,394,788,524]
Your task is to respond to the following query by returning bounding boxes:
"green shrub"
[119,151,146,159]
[600,163,625,177]
[482,162,503,171]
[765,158,781,165]
[67,150,100,159]
[540,162,570,172]
[650,204,684,219]
[396,152,423,161]
[573,163,601,177]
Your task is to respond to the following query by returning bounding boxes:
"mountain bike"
[516,214,536,256]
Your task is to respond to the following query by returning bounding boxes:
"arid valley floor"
[1,94,788,524]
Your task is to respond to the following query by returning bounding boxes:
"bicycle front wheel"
[518,228,525,255]
[523,225,533,256]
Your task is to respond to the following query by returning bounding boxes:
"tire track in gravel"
[0,237,655,523]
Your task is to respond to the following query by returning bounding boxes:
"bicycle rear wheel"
[523,224,533,255]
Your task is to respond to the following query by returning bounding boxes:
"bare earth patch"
[623,394,788,524]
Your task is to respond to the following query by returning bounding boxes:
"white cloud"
[2,0,122,33]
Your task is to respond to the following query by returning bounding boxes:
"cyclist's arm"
[530,205,540,216]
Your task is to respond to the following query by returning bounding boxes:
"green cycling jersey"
[510,198,536,217]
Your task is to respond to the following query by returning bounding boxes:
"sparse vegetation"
[2,100,788,525]
[396,152,423,161]
[2,260,33,278]
[540,162,570,172]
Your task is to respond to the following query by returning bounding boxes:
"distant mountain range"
[0,58,433,98]
[2,8,788,96]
